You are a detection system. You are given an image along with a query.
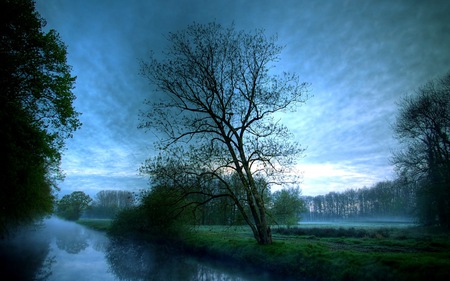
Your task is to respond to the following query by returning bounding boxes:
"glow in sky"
[35,0,450,197]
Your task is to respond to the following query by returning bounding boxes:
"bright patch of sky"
[36,0,450,197]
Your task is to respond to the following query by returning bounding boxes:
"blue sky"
[35,0,450,197]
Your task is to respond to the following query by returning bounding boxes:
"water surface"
[0,218,275,281]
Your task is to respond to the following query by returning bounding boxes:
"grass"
[76,218,112,231]
[77,220,450,281]
[183,225,450,281]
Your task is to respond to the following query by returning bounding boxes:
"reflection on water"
[107,239,197,280]
[0,218,274,281]
[106,238,265,281]
[55,225,88,254]
[0,222,53,280]
[0,218,115,281]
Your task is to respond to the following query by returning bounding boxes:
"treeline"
[301,179,416,221]
[109,182,306,238]
[55,190,135,221]
[83,190,135,219]
[195,185,305,227]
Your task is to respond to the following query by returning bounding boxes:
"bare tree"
[140,23,309,244]
[393,73,450,227]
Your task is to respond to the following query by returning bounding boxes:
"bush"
[109,186,194,240]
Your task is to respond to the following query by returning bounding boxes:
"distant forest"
[79,179,421,224]
[301,180,415,222]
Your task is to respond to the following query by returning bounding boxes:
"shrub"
[108,207,147,236]
[109,186,194,240]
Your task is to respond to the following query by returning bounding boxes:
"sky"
[35,0,450,198]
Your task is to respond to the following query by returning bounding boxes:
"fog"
[0,218,115,280]
[299,217,416,228]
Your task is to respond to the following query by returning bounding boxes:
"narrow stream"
[0,217,276,281]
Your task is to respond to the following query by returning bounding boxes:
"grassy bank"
[77,218,112,231]
[78,220,450,281]
[182,226,450,281]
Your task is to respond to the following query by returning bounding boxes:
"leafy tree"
[56,191,92,221]
[140,23,308,244]
[0,0,81,233]
[393,73,450,227]
[271,187,306,227]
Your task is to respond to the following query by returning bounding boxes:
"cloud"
[36,0,450,197]
[296,161,395,196]
[58,174,147,199]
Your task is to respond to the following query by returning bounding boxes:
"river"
[0,217,276,281]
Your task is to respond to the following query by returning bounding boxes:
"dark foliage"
[56,191,92,221]
[0,0,81,234]
[109,186,194,240]
[393,73,450,227]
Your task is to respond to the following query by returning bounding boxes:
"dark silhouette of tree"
[302,179,416,221]
[0,0,81,234]
[393,73,450,227]
[56,191,92,221]
[140,22,309,244]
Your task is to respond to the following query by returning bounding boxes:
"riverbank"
[78,220,450,281]
[77,218,112,231]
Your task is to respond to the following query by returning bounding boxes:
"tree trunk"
[247,193,272,245]
[256,223,273,245]
[232,184,273,245]
[247,221,272,245]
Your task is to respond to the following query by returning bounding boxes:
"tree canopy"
[271,187,306,227]
[56,191,92,221]
[140,22,309,244]
[1,0,81,233]
[393,72,450,227]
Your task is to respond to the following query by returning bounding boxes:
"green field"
[186,225,450,281]
[77,220,450,281]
